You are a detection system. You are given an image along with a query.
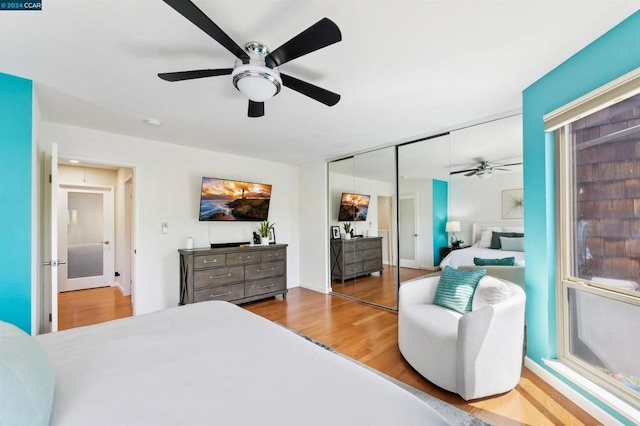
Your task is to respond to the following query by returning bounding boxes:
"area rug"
[275,322,491,426]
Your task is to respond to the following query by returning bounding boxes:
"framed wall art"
[502,188,524,219]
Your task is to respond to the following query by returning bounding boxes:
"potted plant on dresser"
[258,221,275,245]
[342,222,352,240]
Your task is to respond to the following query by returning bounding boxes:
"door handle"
[101,241,110,245]
[42,259,67,267]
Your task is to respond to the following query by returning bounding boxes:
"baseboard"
[524,357,632,425]
[112,282,129,297]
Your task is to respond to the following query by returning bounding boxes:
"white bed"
[4,301,448,425]
[440,221,525,268]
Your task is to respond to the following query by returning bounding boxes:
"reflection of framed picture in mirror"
[331,226,340,240]
[502,188,524,219]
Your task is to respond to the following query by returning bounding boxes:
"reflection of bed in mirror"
[439,221,525,268]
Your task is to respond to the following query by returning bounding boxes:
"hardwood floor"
[244,287,599,426]
[58,285,598,425]
[58,286,132,330]
[331,266,437,307]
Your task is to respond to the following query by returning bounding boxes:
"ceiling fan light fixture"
[477,169,493,178]
[232,64,282,102]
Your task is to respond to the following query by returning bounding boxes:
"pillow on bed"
[477,227,502,248]
[499,236,525,252]
[0,321,54,426]
[433,266,486,314]
[490,231,524,249]
[473,257,516,266]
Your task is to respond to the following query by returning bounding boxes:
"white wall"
[298,160,328,292]
[450,171,523,244]
[115,167,133,295]
[40,122,300,315]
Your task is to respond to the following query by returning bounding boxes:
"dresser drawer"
[244,261,285,280]
[358,238,382,250]
[362,248,380,261]
[344,262,363,276]
[362,259,382,272]
[193,283,244,303]
[193,254,226,269]
[226,251,260,265]
[194,266,244,289]
[245,277,286,298]
[261,248,285,262]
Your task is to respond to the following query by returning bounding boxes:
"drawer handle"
[238,256,251,260]
[203,259,218,264]
[209,273,232,279]
[257,283,275,289]
[210,292,231,299]
[256,267,274,272]
[267,253,279,257]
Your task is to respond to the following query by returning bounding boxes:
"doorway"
[399,194,419,268]
[53,161,135,330]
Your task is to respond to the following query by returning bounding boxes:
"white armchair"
[398,274,525,400]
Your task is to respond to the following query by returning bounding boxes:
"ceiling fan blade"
[163,0,249,63]
[464,170,478,177]
[248,100,264,118]
[266,18,341,68]
[493,168,511,171]
[281,73,340,106]
[158,68,233,82]
[495,162,523,167]
[450,168,476,175]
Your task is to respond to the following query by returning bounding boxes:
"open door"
[43,143,65,332]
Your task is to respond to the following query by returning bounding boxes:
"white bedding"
[439,246,525,268]
[35,301,447,425]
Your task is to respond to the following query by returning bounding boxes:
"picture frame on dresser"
[268,228,276,244]
[331,226,340,239]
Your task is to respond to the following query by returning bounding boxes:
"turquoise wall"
[0,73,33,333]
[523,10,640,424]
[432,179,448,264]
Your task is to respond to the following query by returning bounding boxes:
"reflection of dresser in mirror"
[330,237,383,282]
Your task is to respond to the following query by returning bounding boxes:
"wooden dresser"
[330,237,383,282]
[179,244,287,305]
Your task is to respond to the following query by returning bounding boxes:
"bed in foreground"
[7,301,448,425]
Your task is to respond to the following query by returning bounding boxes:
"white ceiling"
[1,1,639,165]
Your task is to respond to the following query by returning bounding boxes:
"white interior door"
[58,186,114,292]
[47,143,61,332]
[399,195,419,268]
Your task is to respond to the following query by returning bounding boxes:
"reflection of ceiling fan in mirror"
[450,159,522,178]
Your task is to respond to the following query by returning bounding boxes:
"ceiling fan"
[158,0,342,118]
[450,159,522,178]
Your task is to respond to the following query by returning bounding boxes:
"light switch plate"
[161,222,168,234]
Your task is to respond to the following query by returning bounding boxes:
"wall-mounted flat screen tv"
[199,177,272,221]
[338,192,370,221]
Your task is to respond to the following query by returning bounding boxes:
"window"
[550,72,640,409]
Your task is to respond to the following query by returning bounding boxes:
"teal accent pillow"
[433,266,486,314]
[0,321,54,426]
[473,257,516,266]
[490,232,524,249]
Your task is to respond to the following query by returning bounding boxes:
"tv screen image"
[199,177,272,221]
[338,193,370,221]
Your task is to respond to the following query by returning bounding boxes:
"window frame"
[548,67,640,409]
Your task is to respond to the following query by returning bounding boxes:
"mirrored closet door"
[328,147,398,309]
[397,134,451,286]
